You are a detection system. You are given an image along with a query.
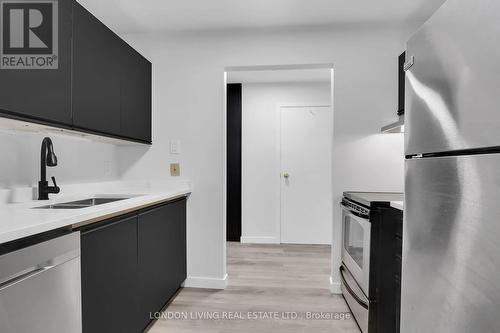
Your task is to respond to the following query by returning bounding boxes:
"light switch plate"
[103,160,111,176]
[170,140,181,154]
[170,163,180,176]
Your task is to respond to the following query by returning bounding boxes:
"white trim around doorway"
[223,64,335,291]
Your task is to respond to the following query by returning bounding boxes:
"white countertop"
[391,201,404,211]
[0,181,191,245]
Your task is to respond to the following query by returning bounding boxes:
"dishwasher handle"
[0,232,80,287]
[0,264,54,291]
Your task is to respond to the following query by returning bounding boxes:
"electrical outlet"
[170,163,180,176]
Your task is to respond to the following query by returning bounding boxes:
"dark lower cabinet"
[175,200,187,285]
[137,199,187,330]
[371,207,404,333]
[394,272,401,332]
[80,198,187,333]
[81,215,140,333]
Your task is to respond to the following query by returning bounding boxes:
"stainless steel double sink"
[35,197,130,209]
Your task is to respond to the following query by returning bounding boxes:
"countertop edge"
[71,193,189,229]
[390,201,404,211]
[0,190,191,245]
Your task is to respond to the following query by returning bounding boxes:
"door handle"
[283,172,289,179]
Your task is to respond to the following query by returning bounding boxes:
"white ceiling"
[227,68,331,84]
[77,0,446,34]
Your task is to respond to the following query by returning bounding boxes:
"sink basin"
[34,197,130,209]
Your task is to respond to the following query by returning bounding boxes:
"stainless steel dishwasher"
[0,231,82,333]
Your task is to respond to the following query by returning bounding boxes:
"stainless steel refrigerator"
[403,0,500,332]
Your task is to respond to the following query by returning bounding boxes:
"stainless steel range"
[340,191,403,333]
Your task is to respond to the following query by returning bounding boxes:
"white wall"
[240,82,331,244]
[117,26,408,289]
[0,130,120,191]
[0,24,409,290]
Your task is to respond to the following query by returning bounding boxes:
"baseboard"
[182,274,228,290]
[330,276,342,294]
[280,240,331,245]
[240,236,280,244]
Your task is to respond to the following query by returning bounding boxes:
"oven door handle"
[341,203,370,220]
[340,266,369,310]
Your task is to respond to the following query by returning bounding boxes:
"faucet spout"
[39,137,60,200]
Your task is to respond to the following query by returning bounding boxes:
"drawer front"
[340,265,369,333]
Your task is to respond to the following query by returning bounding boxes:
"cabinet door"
[72,1,121,136]
[173,199,187,284]
[120,41,152,143]
[137,199,186,330]
[81,216,139,333]
[0,0,72,125]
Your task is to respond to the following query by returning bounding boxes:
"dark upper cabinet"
[0,0,152,143]
[120,41,152,142]
[0,0,72,126]
[72,1,122,136]
[80,215,140,333]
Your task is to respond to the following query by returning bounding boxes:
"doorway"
[224,64,334,246]
[280,105,332,244]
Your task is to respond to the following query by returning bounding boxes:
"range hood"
[381,115,404,133]
[381,52,406,134]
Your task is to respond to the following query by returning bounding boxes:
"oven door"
[341,205,371,297]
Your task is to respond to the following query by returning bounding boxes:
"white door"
[280,106,332,244]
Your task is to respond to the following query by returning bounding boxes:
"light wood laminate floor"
[147,242,360,333]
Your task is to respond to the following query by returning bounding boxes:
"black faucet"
[38,137,60,200]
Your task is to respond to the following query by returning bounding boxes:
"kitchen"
[0,0,498,332]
